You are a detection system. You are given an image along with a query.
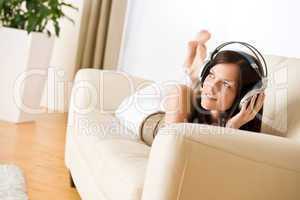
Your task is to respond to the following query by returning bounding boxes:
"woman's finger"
[253,92,265,113]
[247,94,258,113]
[240,100,249,113]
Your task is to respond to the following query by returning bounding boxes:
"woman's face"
[200,63,240,112]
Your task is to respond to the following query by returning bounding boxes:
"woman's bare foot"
[184,30,211,84]
[195,30,211,61]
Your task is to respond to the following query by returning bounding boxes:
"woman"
[141,31,266,146]
[165,30,265,131]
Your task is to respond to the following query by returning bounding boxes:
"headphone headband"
[194,41,268,91]
[209,41,268,77]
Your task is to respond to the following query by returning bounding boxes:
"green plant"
[0,0,77,37]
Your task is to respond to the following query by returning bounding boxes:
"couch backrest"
[261,55,300,140]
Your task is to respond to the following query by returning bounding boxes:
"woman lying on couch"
[142,31,267,146]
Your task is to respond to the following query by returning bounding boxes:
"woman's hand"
[184,30,211,85]
[226,92,265,129]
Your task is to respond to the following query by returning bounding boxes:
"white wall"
[119,0,300,83]
[41,0,84,112]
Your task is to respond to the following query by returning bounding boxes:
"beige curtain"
[75,0,127,70]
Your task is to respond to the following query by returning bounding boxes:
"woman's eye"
[223,82,230,87]
[208,72,214,78]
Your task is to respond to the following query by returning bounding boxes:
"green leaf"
[54,20,60,37]
[60,2,78,11]
[0,0,77,36]
[46,29,52,37]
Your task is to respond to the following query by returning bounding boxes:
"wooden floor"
[0,113,81,200]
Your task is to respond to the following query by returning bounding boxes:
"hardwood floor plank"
[0,113,81,200]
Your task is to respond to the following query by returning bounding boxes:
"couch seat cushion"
[73,111,150,200]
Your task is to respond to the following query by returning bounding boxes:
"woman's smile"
[201,93,217,100]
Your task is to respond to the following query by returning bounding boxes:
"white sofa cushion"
[115,83,166,138]
[261,55,300,139]
[72,111,150,200]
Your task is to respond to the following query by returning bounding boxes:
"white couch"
[65,55,300,200]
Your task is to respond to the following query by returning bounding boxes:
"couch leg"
[69,171,76,188]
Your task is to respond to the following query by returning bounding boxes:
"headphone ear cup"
[238,84,265,110]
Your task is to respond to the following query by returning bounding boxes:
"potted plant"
[0,0,77,123]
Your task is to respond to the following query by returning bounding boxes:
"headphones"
[196,41,268,110]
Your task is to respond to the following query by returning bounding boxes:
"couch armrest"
[142,123,300,200]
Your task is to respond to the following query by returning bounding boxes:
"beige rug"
[0,164,28,200]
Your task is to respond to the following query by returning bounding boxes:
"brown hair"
[189,50,264,133]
